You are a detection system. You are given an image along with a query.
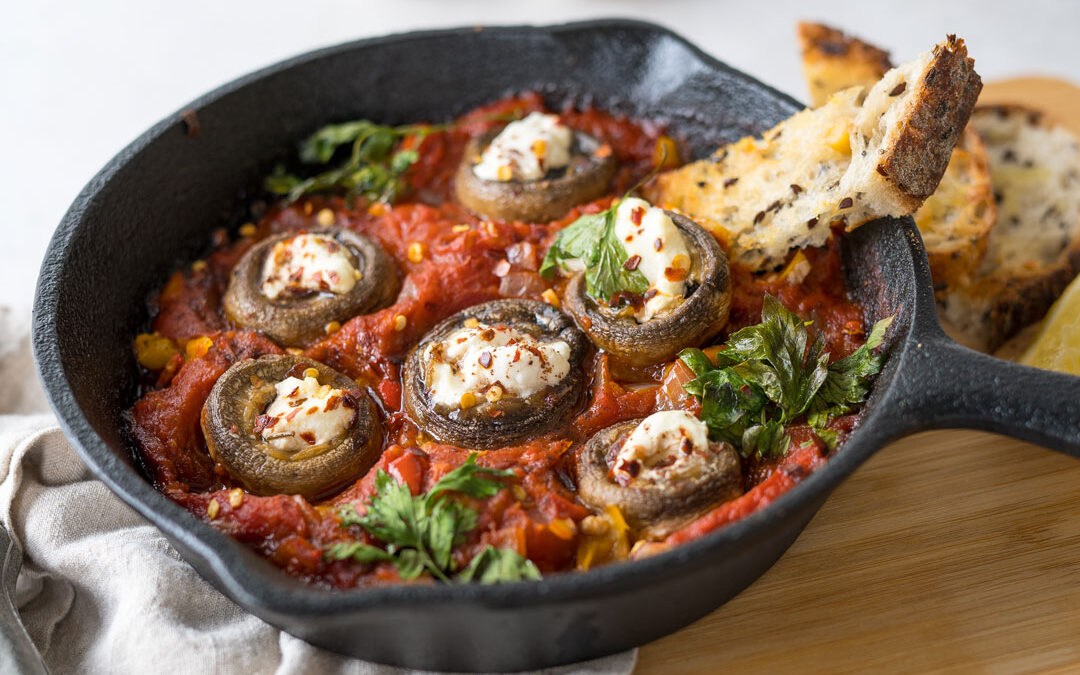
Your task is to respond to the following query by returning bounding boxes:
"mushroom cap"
[454,128,616,223]
[564,210,732,366]
[402,299,588,449]
[201,354,382,500]
[574,417,742,540]
[223,228,400,347]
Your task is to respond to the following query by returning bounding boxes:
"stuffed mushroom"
[201,354,382,499]
[454,112,616,223]
[402,299,588,449]
[562,198,731,366]
[574,410,742,540]
[223,227,399,347]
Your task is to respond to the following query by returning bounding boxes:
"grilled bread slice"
[939,105,1080,351]
[797,22,996,291]
[651,35,981,270]
[798,22,891,108]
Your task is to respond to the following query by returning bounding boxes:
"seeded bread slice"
[939,105,1080,351]
[650,35,982,270]
[797,23,996,291]
[798,22,892,108]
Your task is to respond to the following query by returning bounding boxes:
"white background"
[3,0,1079,313]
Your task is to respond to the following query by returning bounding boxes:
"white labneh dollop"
[613,410,710,484]
[613,197,693,322]
[423,322,571,408]
[258,375,355,453]
[473,112,574,182]
[260,233,360,300]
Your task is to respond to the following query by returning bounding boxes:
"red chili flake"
[653,238,663,251]
[306,406,319,416]
[229,424,239,435]
[839,197,854,209]
[325,241,341,253]
[299,432,317,445]
[253,415,275,433]
[623,460,640,478]
[480,328,496,341]
[876,164,889,177]
[680,437,693,455]
[888,81,907,97]
[288,386,300,398]
[723,177,738,188]
[664,267,688,282]
[643,288,659,302]
[631,207,645,226]
[327,270,340,284]
[479,351,493,369]
[807,217,819,229]
[289,266,305,283]
[325,396,342,411]
[623,254,642,271]
[286,407,302,422]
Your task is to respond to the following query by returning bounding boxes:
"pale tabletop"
[637,77,1080,674]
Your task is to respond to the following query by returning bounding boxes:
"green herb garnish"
[538,207,650,302]
[679,295,893,458]
[325,453,540,584]
[539,150,671,304]
[264,119,442,204]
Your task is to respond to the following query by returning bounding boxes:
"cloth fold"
[0,311,636,674]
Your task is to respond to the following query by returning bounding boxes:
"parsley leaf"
[807,314,894,428]
[327,454,539,584]
[265,119,441,204]
[539,205,650,303]
[679,294,893,458]
[457,545,541,584]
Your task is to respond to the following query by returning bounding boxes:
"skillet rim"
[31,18,933,618]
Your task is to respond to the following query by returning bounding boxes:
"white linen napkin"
[0,309,636,674]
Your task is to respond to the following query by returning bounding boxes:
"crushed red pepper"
[129,94,870,588]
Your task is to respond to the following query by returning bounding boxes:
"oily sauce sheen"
[129,94,868,588]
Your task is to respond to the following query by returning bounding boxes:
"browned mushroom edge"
[563,210,732,367]
[200,354,382,500]
[453,127,616,223]
[402,299,588,449]
[223,227,400,347]
[573,418,742,540]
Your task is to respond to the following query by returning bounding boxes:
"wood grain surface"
[636,77,1080,675]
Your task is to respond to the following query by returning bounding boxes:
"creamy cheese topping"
[423,322,571,408]
[256,375,356,453]
[473,112,574,182]
[260,233,360,300]
[612,410,710,485]
[613,197,693,322]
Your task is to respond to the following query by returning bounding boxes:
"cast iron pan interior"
[32,20,1080,672]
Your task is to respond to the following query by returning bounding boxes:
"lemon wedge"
[1020,274,1080,374]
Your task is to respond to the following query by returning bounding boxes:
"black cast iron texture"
[32,20,1080,672]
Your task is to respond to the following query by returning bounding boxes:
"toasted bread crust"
[919,125,997,290]
[877,36,983,209]
[652,35,981,269]
[798,22,891,108]
[942,103,1080,351]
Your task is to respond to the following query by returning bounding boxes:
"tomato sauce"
[129,94,871,588]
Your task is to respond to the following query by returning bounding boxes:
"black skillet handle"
[886,333,1080,457]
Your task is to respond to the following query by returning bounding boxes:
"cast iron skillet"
[31,20,1080,672]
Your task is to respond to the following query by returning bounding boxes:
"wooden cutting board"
[636,77,1080,675]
